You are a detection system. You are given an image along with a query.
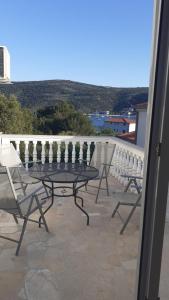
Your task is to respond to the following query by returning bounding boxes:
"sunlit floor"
[0,177,140,300]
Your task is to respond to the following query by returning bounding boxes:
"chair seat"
[13,174,40,185]
[17,188,49,216]
[112,192,141,206]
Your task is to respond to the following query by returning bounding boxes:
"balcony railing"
[0,134,144,186]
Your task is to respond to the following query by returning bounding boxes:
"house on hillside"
[104,117,136,134]
[116,102,148,146]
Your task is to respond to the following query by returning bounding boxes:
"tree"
[0,94,33,134]
[97,128,116,136]
[35,102,95,135]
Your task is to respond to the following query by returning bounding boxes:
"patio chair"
[83,142,116,203]
[0,166,50,255]
[111,174,142,234]
[0,143,40,194]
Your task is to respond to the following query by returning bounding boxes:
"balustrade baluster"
[133,155,138,176]
[57,141,61,163]
[24,141,29,169]
[79,141,83,161]
[49,142,53,163]
[15,141,20,157]
[41,141,46,164]
[65,141,69,163]
[113,146,119,178]
[72,142,76,163]
[33,141,37,163]
[87,141,91,163]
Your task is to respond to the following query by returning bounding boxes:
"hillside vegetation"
[0,80,148,113]
[0,94,94,135]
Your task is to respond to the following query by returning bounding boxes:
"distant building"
[104,117,136,134]
[0,46,10,83]
[135,102,148,147]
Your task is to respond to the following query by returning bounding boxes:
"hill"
[0,80,148,113]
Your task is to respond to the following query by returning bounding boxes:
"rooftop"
[117,131,136,143]
[105,118,136,124]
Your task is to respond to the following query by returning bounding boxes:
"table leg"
[39,181,54,228]
[74,188,89,226]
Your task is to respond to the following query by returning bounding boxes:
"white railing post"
[87,141,91,163]
[57,141,61,163]
[33,141,37,162]
[79,141,83,161]
[24,141,29,168]
[65,141,69,163]
[41,141,46,164]
[49,142,53,163]
[72,141,76,163]
[15,141,20,157]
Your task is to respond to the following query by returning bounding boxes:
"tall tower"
[0,46,10,83]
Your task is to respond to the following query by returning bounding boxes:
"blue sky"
[1,0,153,87]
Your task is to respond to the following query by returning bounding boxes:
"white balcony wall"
[0,134,144,183]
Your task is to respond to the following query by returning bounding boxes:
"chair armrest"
[121,174,143,180]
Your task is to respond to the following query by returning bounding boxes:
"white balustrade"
[0,134,144,187]
[3,133,169,222]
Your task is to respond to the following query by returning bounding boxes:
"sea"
[87,113,136,131]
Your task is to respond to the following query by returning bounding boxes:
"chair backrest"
[0,143,21,167]
[90,142,116,177]
[0,166,19,213]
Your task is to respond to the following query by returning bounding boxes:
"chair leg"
[120,194,142,234]
[15,218,28,256]
[13,214,18,224]
[120,205,137,235]
[105,175,109,196]
[111,202,120,218]
[124,179,133,192]
[95,177,103,203]
[36,197,49,233]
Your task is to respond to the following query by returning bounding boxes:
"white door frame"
[136,1,169,299]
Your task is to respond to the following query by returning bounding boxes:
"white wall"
[3,47,10,80]
[129,123,136,132]
[136,111,147,147]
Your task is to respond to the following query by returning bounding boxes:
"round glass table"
[29,162,99,225]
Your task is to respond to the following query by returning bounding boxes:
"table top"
[28,162,99,184]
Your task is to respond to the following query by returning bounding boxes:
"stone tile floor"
[0,177,141,300]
